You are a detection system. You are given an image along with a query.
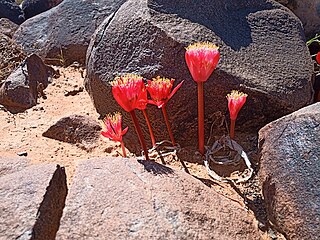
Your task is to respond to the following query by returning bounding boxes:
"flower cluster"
[101,41,248,161]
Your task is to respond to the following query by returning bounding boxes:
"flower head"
[111,74,147,112]
[185,42,220,82]
[146,76,184,108]
[101,112,128,142]
[227,90,247,121]
[316,51,320,64]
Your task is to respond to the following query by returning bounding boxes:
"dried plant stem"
[142,109,156,147]
[120,141,127,158]
[129,110,149,160]
[197,82,205,155]
[230,119,236,139]
[161,106,176,146]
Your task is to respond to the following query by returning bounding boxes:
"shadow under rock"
[138,160,174,176]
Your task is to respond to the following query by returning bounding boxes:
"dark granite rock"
[22,0,63,19]
[85,0,313,149]
[57,157,262,239]
[259,103,320,239]
[42,114,102,150]
[0,0,25,24]
[275,0,320,39]
[13,0,127,66]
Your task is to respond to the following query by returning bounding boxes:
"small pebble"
[17,151,27,157]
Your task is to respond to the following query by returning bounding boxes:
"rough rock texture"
[0,157,29,176]
[0,18,19,37]
[275,0,320,39]
[22,0,63,19]
[0,33,26,83]
[42,114,101,150]
[0,161,67,240]
[57,157,261,239]
[13,0,127,66]
[0,0,25,24]
[258,103,320,240]
[85,0,314,149]
[0,53,52,112]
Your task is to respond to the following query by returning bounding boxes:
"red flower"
[316,51,320,64]
[227,90,247,121]
[101,112,128,142]
[146,76,184,108]
[185,42,220,82]
[111,74,147,112]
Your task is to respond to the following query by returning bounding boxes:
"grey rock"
[0,53,52,112]
[0,163,67,240]
[0,18,19,37]
[13,0,127,66]
[42,114,101,150]
[22,0,63,19]
[57,157,262,239]
[259,102,320,239]
[0,0,25,24]
[85,0,313,149]
[0,157,29,177]
[275,0,320,39]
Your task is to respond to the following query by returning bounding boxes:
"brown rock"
[57,158,262,239]
[0,53,52,112]
[0,18,18,37]
[0,161,67,240]
[0,33,26,83]
[259,103,320,239]
[42,114,101,150]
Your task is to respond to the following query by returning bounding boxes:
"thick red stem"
[120,141,127,158]
[161,106,176,146]
[197,82,205,155]
[142,109,156,147]
[130,110,149,160]
[230,119,236,139]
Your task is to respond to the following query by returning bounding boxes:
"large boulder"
[258,103,320,239]
[275,0,320,39]
[57,157,262,239]
[0,53,52,112]
[0,0,25,24]
[22,0,63,19]
[0,158,67,240]
[85,0,313,148]
[13,0,127,66]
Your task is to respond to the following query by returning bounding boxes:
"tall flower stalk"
[100,112,128,157]
[227,90,247,139]
[146,76,184,146]
[111,74,150,160]
[185,42,220,155]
